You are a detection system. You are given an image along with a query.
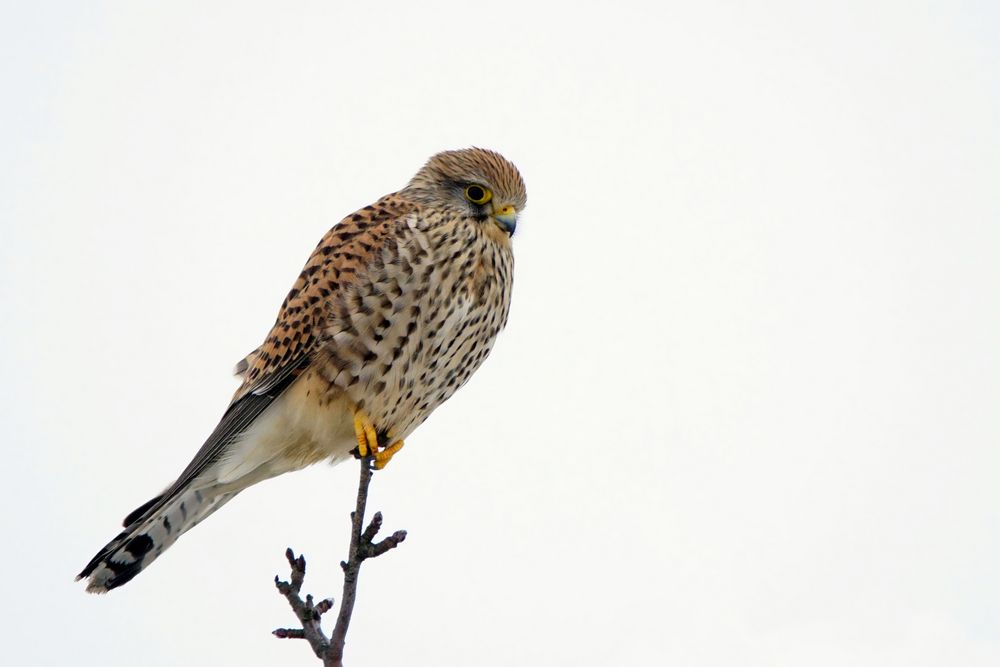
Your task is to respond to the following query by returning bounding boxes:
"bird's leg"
[352,412,405,470]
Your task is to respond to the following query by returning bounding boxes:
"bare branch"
[370,530,407,558]
[273,549,330,659]
[273,454,407,666]
[273,628,306,640]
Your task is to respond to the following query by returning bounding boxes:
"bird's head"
[404,147,527,237]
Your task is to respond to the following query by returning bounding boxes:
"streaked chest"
[317,214,513,438]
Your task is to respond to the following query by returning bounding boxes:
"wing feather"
[124,195,414,526]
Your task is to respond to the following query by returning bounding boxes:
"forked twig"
[273,455,407,666]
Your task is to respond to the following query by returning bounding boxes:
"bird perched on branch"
[79,148,525,593]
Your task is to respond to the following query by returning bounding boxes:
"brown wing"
[234,194,414,400]
[120,194,415,527]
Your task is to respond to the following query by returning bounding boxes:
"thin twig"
[327,457,407,664]
[273,454,407,666]
[273,548,332,659]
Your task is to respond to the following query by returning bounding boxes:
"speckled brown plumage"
[234,194,413,400]
[79,147,526,592]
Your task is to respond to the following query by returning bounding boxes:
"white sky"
[2,1,999,665]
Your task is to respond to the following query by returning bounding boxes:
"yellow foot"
[374,440,404,470]
[352,412,405,470]
[353,413,378,457]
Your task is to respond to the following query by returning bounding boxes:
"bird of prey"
[79,148,525,593]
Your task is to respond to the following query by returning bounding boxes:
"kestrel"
[79,148,525,593]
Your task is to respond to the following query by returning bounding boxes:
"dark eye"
[464,184,492,205]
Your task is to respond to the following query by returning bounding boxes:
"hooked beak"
[493,204,518,236]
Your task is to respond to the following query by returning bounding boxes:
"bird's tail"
[77,485,238,593]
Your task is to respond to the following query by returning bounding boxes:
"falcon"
[79,148,525,592]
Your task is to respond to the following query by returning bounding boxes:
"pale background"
[2,1,998,665]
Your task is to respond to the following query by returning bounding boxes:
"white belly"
[213,371,357,486]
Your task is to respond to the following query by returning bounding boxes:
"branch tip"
[273,628,305,639]
[362,512,383,542]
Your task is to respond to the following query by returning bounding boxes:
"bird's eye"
[464,184,492,205]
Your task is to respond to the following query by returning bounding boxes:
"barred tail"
[77,486,237,593]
